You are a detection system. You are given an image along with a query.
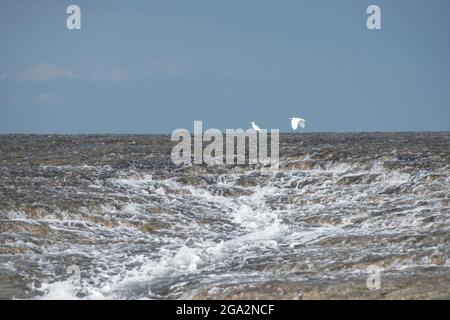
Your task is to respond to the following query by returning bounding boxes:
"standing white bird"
[290,117,306,130]
[250,121,262,132]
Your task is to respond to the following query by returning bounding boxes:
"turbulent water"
[0,133,449,299]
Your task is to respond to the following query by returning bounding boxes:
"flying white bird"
[290,117,306,130]
[250,121,262,132]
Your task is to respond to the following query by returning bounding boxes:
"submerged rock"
[337,174,380,185]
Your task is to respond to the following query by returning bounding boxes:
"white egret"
[250,121,262,132]
[290,117,306,130]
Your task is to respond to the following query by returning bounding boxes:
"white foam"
[38,281,80,300]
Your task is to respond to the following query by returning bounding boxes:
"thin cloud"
[0,72,7,81]
[17,60,178,83]
[18,64,76,82]
[34,93,61,105]
[88,66,125,81]
[146,58,180,76]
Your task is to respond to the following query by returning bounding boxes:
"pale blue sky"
[1,0,449,133]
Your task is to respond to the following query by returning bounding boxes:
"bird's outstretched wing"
[291,118,299,130]
[298,119,305,128]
